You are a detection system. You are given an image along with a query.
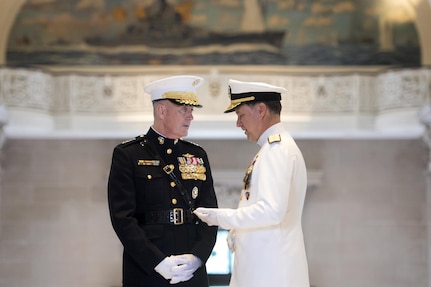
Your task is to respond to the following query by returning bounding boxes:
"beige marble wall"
[0,137,427,287]
[297,139,428,287]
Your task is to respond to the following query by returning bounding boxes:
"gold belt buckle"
[172,208,184,225]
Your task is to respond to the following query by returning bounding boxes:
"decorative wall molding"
[0,66,428,139]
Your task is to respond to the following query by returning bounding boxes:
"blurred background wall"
[0,1,430,287]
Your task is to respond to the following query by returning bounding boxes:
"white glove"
[154,256,176,280]
[170,272,193,284]
[169,254,201,284]
[193,207,219,226]
[227,229,236,253]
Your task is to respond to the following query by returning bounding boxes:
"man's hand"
[169,254,202,284]
[170,272,194,285]
[193,207,219,226]
[154,256,177,280]
[227,229,236,253]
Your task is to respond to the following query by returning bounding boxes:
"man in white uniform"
[194,79,310,287]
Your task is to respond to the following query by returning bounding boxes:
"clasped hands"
[154,254,201,284]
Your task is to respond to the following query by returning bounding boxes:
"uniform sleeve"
[107,145,165,274]
[191,149,218,262]
[216,143,297,230]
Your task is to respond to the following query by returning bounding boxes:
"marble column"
[0,105,8,235]
[419,104,431,287]
[0,106,8,148]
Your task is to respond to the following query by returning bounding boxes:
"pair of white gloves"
[154,254,202,284]
[154,207,228,284]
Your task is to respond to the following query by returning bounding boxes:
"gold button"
[147,175,152,179]
[172,198,177,205]
[170,181,176,187]
[167,148,172,154]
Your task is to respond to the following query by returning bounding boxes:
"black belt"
[140,208,196,225]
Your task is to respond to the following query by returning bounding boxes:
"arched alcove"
[0,0,430,65]
[0,0,26,64]
[0,2,429,287]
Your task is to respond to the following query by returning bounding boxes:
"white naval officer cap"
[224,79,287,113]
[144,75,204,107]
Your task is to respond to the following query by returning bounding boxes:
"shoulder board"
[180,138,201,147]
[268,134,281,144]
[120,134,145,146]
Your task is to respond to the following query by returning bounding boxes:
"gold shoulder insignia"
[268,134,281,144]
[121,137,136,144]
[182,139,201,147]
[121,134,144,145]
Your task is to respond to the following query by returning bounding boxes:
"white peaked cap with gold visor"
[144,75,204,107]
[224,79,287,113]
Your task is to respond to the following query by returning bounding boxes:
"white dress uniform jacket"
[217,123,310,287]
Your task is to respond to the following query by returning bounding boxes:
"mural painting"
[7,0,420,66]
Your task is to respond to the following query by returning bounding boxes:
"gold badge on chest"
[177,153,206,181]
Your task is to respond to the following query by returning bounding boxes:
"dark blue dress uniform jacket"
[108,128,218,287]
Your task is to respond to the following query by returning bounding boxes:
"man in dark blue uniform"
[108,75,218,286]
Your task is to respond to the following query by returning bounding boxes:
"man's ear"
[257,102,267,118]
[156,102,167,119]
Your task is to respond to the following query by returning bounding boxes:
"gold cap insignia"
[224,79,286,113]
[144,75,204,108]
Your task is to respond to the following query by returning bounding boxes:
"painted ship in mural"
[84,0,286,51]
